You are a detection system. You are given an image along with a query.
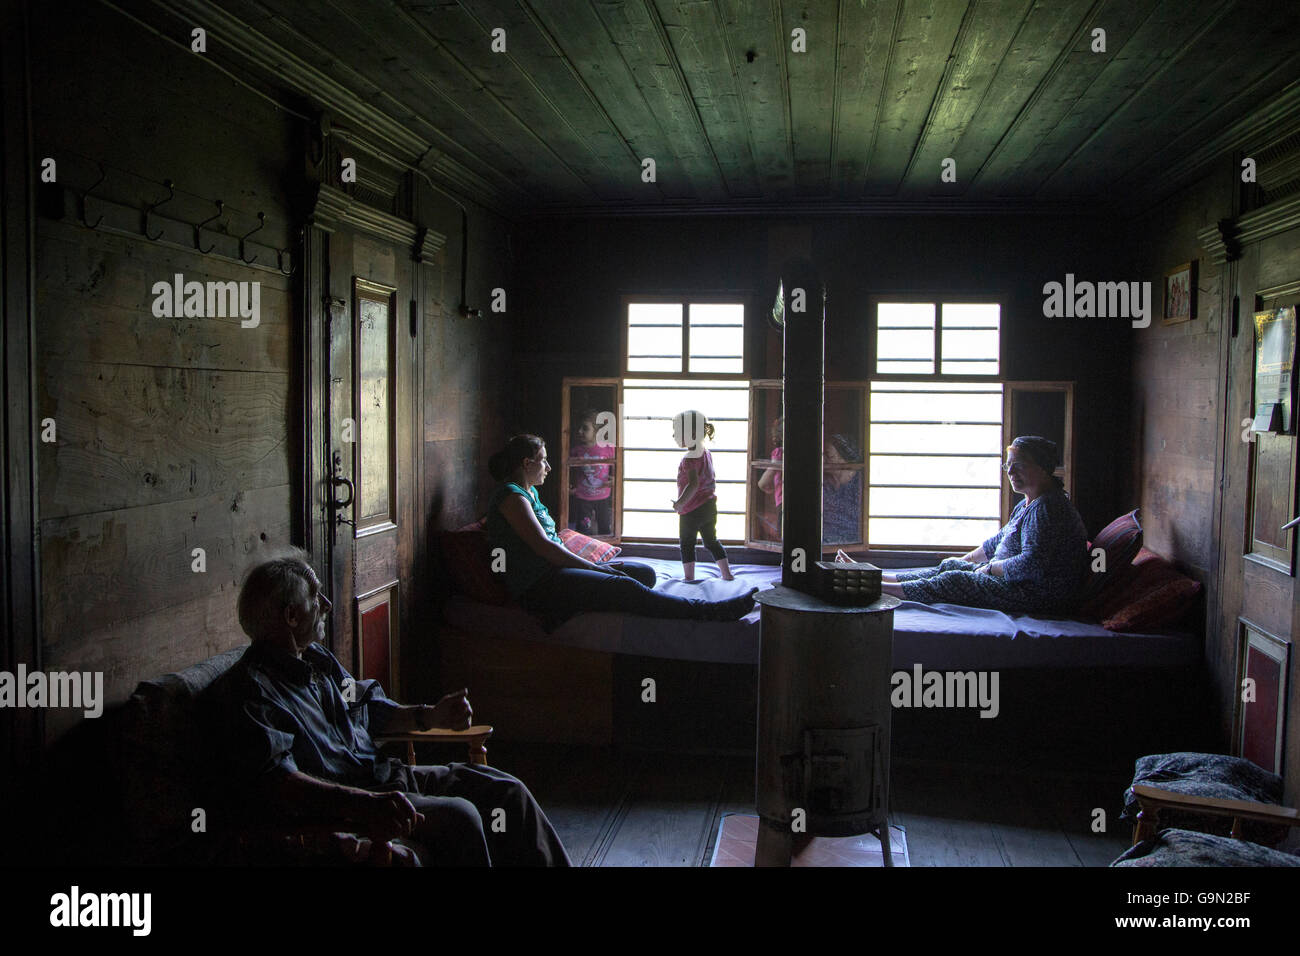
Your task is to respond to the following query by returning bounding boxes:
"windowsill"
[614,541,963,569]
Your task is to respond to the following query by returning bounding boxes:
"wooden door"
[322,236,416,694]
[1220,249,1298,782]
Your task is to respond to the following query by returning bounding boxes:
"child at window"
[670,410,734,582]
[569,408,615,536]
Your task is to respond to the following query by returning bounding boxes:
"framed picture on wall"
[1163,260,1197,324]
[1234,620,1290,775]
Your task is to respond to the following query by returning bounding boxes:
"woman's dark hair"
[1010,435,1065,490]
[489,434,545,482]
[826,433,862,463]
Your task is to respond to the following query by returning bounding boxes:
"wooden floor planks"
[483,743,1133,867]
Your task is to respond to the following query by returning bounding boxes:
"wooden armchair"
[375,724,494,767]
[1130,783,1300,846]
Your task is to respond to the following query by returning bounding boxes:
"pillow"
[1083,548,1181,621]
[1078,509,1143,605]
[436,528,510,605]
[1102,575,1201,632]
[559,528,621,563]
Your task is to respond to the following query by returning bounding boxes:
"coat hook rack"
[79,164,106,230]
[240,212,265,264]
[195,199,224,254]
[143,179,175,241]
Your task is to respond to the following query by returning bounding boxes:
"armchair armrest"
[376,724,494,766]
[1130,783,1300,845]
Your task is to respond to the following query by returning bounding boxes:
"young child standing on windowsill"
[670,409,734,582]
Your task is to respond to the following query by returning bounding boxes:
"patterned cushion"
[1120,752,1287,846]
[1102,574,1201,632]
[437,527,510,605]
[559,528,622,563]
[1112,828,1300,866]
[1078,510,1143,605]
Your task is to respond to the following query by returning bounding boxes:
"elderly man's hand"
[355,791,424,841]
[428,688,472,730]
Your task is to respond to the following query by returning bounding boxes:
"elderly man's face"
[286,565,331,652]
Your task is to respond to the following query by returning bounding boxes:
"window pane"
[869,517,1001,547]
[870,390,1002,424]
[877,329,934,365]
[620,378,748,542]
[941,329,999,375]
[869,455,1001,486]
[869,487,1000,518]
[876,361,935,375]
[690,303,744,326]
[628,302,683,325]
[690,357,745,373]
[942,303,1000,328]
[877,303,935,328]
[622,510,682,539]
[628,303,682,372]
[870,423,1002,455]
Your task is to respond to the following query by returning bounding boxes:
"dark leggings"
[679,498,727,563]
[521,561,716,621]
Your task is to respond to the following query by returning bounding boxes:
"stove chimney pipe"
[777,258,824,593]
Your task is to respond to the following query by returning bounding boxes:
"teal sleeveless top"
[485,482,561,598]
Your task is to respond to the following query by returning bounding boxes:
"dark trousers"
[570,495,613,535]
[380,762,571,866]
[521,561,713,621]
[679,498,727,563]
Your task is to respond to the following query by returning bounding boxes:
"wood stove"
[754,261,899,866]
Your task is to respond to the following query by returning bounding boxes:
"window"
[625,300,745,375]
[869,300,1003,548]
[559,299,749,544]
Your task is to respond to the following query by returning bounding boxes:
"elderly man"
[208,548,570,866]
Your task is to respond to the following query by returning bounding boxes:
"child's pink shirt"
[677,448,717,514]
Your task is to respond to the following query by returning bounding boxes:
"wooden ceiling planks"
[218,0,533,201]
[1050,1,1300,199]
[145,0,1300,212]
[897,0,1036,198]
[781,0,843,195]
[939,0,1098,198]
[968,0,1159,197]
[997,0,1228,197]
[456,0,645,202]
[651,0,763,199]
[525,0,695,200]
[863,0,968,196]
[1032,0,1239,198]
[389,0,607,203]
[716,0,795,197]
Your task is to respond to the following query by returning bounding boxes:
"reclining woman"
[880,436,1088,613]
[486,434,757,623]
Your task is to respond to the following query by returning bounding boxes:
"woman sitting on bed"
[485,434,757,623]
[880,436,1087,613]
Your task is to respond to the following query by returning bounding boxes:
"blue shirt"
[210,641,403,789]
[485,482,562,598]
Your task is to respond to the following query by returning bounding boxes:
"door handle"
[1282,515,1300,533]
[329,474,355,509]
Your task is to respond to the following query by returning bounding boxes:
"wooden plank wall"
[1126,165,1234,752]
[31,2,301,742]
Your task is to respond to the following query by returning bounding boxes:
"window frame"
[871,293,1004,382]
[558,377,624,541]
[620,294,750,380]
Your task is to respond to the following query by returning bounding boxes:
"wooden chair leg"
[1133,806,1159,845]
[471,739,487,765]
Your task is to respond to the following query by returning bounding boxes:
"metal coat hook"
[276,227,302,277]
[144,179,175,241]
[239,212,265,264]
[195,199,224,254]
[79,164,106,230]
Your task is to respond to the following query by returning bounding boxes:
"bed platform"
[436,559,1207,768]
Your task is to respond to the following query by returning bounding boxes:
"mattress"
[441,558,1200,670]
